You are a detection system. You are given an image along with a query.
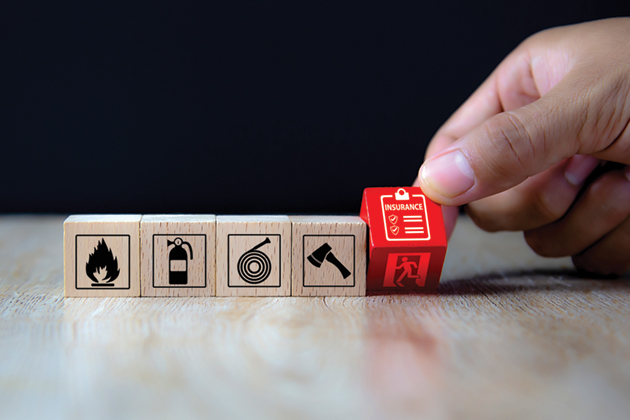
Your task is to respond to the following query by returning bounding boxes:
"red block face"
[360,187,447,294]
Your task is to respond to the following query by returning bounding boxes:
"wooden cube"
[290,216,367,297]
[360,187,447,294]
[64,215,141,297]
[216,215,291,296]
[140,215,216,297]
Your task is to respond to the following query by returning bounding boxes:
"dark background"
[1,1,628,214]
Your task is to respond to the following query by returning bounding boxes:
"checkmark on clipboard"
[380,188,431,242]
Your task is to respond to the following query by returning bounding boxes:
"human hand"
[414,18,630,275]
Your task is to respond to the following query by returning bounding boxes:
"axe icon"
[307,243,351,279]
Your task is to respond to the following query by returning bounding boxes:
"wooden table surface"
[1,216,629,420]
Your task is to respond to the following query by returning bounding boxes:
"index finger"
[416,66,502,241]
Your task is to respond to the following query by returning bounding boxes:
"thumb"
[417,72,628,206]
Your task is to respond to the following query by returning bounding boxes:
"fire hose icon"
[237,237,272,284]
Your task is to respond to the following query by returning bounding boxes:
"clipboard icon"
[380,188,431,242]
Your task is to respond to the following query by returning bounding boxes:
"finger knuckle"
[580,68,630,153]
[524,230,556,257]
[481,111,540,178]
[465,205,502,232]
[586,174,630,218]
[530,189,568,225]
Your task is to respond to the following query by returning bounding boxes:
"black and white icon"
[76,234,131,290]
[167,237,193,285]
[237,237,272,284]
[86,239,120,287]
[307,243,351,279]
[303,235,355,288]
[227,234,281,288]
[152,235,207,289]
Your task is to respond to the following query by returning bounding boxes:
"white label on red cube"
[380,188,431,241]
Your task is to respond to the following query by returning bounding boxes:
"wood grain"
[140,214,216,297]
[2,215,630,419]
[216,215,291,296]
[290,215,367,296]
[64,215,141,297]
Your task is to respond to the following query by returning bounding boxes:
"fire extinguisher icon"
[167,237,193,285]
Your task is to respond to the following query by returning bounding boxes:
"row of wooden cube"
[64,214,366,297]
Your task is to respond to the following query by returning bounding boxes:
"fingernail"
[624,165,630,182]
[420,150,475,198]
[564,155,599,186]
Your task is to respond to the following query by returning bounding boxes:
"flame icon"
[86,239,120,287]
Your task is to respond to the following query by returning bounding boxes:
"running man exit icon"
[383,253,431,288]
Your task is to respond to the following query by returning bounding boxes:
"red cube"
[360,187,447,294]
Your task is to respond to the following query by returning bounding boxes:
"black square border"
[302,234,356,288]
[75,234,131,290]
[227,234,282,288]
[152,234,207,289]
